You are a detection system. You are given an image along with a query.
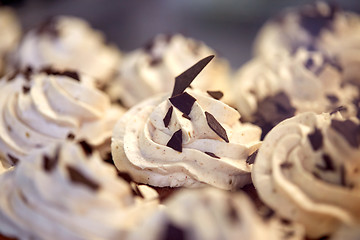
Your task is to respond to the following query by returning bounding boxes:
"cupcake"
[106,34,232,108]
[0,68,123,169]
[0,7,21,77]
[13,16,121,88]
[112,56,261,190]
[233,47,358,139]
[127,187,304,240]
[0,141,158,240]
[252,112,360,238]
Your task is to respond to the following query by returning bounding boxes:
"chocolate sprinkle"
[308,128,323,151]
[246,150,258,165]
[7,154,19,166]
[207,90,224,100]
[171,55,214,97]
[163,222,185,240]
[66,166,100,191]
[182,113,191,120]
[331,119,360,148]
[78,140,93,157]
[169,92,196,116]
[280,162,293,169]
[22,85,31,94]
[315,154,335,171]
[166,129,183,152]
[163,106,173,128]
[205,111,229,143]
[204,152,220,159]
[43,146,60,172]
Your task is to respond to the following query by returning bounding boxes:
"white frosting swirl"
[112,88,261,190]
[252,112,360,238]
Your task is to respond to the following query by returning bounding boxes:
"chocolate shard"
[78,140,93,157]
[166,129,183,152]
[207,90,224,100]
[22,85,31,94]
[280,162,293,169]
[330,106,347,115]
[308,128,323,151]
[316,154,335,171]
[66,165,100,191]
[23,66,33,81]
[7,154,19,166]
[67,133,75,140]
[169,92,196,116]
[171,55,214,97]
[204,151,220,159]
[331,119,360,148]
[41,67,80,81]
[182,113,191,120]
[246,150,258,165]
[163,222,185,240]
[163,106,173,128]
[205,111,229,143]
[43,146,60,172]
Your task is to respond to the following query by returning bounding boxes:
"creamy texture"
[331,224,360,240]
[0,70,123,169]
[127,187,304,240]
[106,34,232,108]
[252,112,360,238]
[112,88,261,190]
[13,16,121,88]
[0,141,158,240]
[0,7,21,77]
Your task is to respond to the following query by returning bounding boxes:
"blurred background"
[4,0,360,69]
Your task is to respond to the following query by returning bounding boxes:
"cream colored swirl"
[112,88,261,190]
[0,70,123,168]
[106,34,232,108]
[252,112,360,238]
[0,141,158,240]
[127,187,304,240]
[13,16,121,87]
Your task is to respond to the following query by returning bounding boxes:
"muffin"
[106,34,233,108]
[112,56,261,190]
[252,111,360,238]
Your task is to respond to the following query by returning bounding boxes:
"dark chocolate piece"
[330,106,347,115]
[103,152,114,165]
[206,90,224,100]
[43,146,60,172]
[132,184,144,199]
[169,92,196,116]
[78,140,93,157]
[163,106,173,128]
[149,57,162,66]
[315,154,335,171]
[205,111,229,143]
[67,133,75,140]
[331,119,360,148]
[280,162,293,169]
[308,128,323,151]
[182,113,191,120]
[246,150,258,165]
[280,218,292,225]
[171,55,214,97]
[166,129,183,152]
[22,85,30,94]
[163,222,185,240]
[23,66,33,81]
[204,151,220,159]
[7,154,19,166]
[326,94,339,104]
[66,165,100,191]
[41,67,80,81]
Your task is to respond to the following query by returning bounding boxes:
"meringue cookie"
[0,141,158,240]
[127,187,304,240]
[0,69,123,168]
[13,16,121,88]
[106,34,232,108]
[252,112,360,238]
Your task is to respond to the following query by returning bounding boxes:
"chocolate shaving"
[149,57,162,66]
[308,128,323,151]
[206,90,224,100]
[204,152,220,159]
[66,165,100,191]
[67,133,75,140]
[171,55,214,97]
[41,67,80,81]
[132,185,144,199]
[169,92,196,116]
[22,85,31,94]
[7,154,19,166]
[103,152,114,165]
[330,106,347,115]
[326,94,339,104]
[280,218,292,225]
[43,146,60,172]
[246,150,258,165]
[166,129,183,152]
[205,111,229,143]
[315,154,335,172]
[23,66,33,81]
[182,113,191,120]
[163,222,185,240]
[163,106,173,128]
[331,119,360,147]
[280,162,293,169]
[78,140,93,157]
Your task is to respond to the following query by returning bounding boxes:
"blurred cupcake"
[112,56,261,190]
[13,16,121,88]
[106,34,233,108]
[0,141,158,240]
[252,112,360,238]
[0,68,123,169]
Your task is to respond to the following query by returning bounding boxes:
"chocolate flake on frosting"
[67,133,75,140]
[330,106,347,115]
[182,113,191,120]
[163,222,185,240]
[308,128,323,151]
[66,165,100,191]
[169,92,196,116]
[166,129,183,152]
[204,152,220,159]
[205,111,229,143]
[7,154,19,166]
[43,146,60,172]
[246,150,258,165]
[41,67,80,81]
[163,106,173,128]
[171,55,214,97]
[316,154,335,172]
[22,85,30,94]
[280,162,293,169]
[206,90,224,100]
[331,119,360,148]
[78,140,93,157]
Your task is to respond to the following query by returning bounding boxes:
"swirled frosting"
[0,141,158,240]
[13,16,121,88]
[252,112,360,238]
[0,69,123,168]
[112,88,261,190]
[106,34,232,108]
[127,187,304,240]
